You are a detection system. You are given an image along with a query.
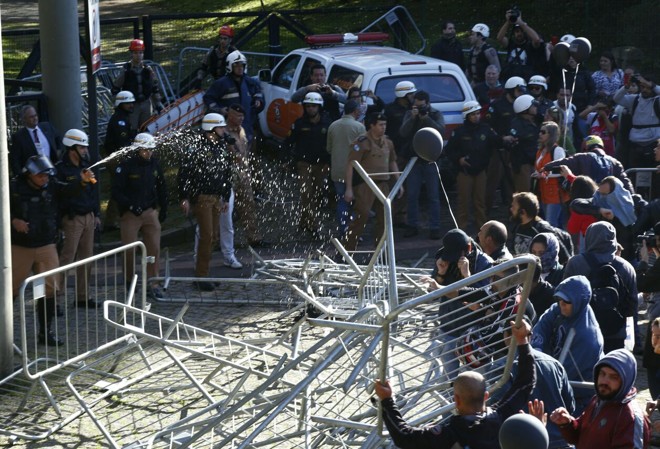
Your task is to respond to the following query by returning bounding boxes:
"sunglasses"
[539,129,548,135]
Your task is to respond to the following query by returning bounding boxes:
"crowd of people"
[6,16,660,448]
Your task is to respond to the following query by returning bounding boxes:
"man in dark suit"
[9,105,61,176]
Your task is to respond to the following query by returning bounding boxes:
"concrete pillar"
[38,0,83,132]
[0,9,14,377]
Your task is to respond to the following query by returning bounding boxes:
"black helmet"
[24,155,55,175]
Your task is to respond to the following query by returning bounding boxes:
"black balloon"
[413,127,444,162]
[569,37,592,64]
[499,414,549,449]
[553,42,571,67]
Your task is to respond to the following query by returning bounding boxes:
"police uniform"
[344,133,397,251]
[485,97,516,212]
[226,124,263,244]
[509,116,540,193]
[56,151,99,305]
[446,121,506,230]
[287,113,332,234]
[112,153,167,283]
[112,62,162,129]
[10,173,62,342]
[104,106,137,227]
[177,130,232,277]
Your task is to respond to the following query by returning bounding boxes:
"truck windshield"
[375,75,466,105]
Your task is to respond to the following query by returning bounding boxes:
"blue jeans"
[406,161,440,230]
[543,203,565,228]
[437,330,461,383]
[333,181,351,235]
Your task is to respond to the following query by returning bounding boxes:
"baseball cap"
[554,291,572,304]
[344,99,360,114]
[435,229,470,263]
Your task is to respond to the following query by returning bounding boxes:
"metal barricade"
[0,242,149,443]
[625,167,658,202]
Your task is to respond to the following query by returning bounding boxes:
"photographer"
[639,222,660,398]
[613,74,660,198]
[291,63,346,122]
[497,7,546,81]
[579,96,619,157]
[399,90,445,239]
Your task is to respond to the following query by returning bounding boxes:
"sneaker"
[193,281,215,292]
[147,286,164,299]
[38,332,63,346]
[224,257,243,269]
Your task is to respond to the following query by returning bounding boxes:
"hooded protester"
[571,176,637,260]
[529,232,563,287]
[563,221,638,352]
[549,348,650,449]
[531,275,604,413]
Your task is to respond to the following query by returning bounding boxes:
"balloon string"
[433,161,458,230]
[561,69,568,150]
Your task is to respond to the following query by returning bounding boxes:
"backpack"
[584,253,625,338]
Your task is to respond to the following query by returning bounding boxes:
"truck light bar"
[305,32,389,46]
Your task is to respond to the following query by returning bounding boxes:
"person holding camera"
[291,63,346,122]
[614,73,660,198]
[579,96,619,157]
[398,90,445,239]
[639,223,660,398]
[497,7,545,81]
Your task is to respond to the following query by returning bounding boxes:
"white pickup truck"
[257,33,475,142]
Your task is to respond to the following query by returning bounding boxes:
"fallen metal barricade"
[0,242,149,443]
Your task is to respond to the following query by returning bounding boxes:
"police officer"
[56,129,101,308]
[510,94,540,193]
[343,112,402,251]
[177,113,233,292]
[446,101,515,231]
[11,155,95,345]
[485,76,527,213]
[112,133,168,300]
[286,92,332,238]
[104,90,138,230]
[112,39,164,130]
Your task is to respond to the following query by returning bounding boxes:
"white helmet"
[394,80,417,98]
[303,92,324,106]
[471,23,490,38]
[528,75,548,90]
[504,76,527,90]
[560,34,576,44]
[133,132,156,149]
[226,50,247,74]
[201,113,226,131]
[462,100,481,119]
[114,90,136,107]
[62,129,89,147]
[513,95,536,114]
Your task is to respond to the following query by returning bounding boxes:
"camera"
[223,134,237,146]
[417,104,430,116]
[636,232,657,249]
[509,6,520,23]
[550,166,563,175]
